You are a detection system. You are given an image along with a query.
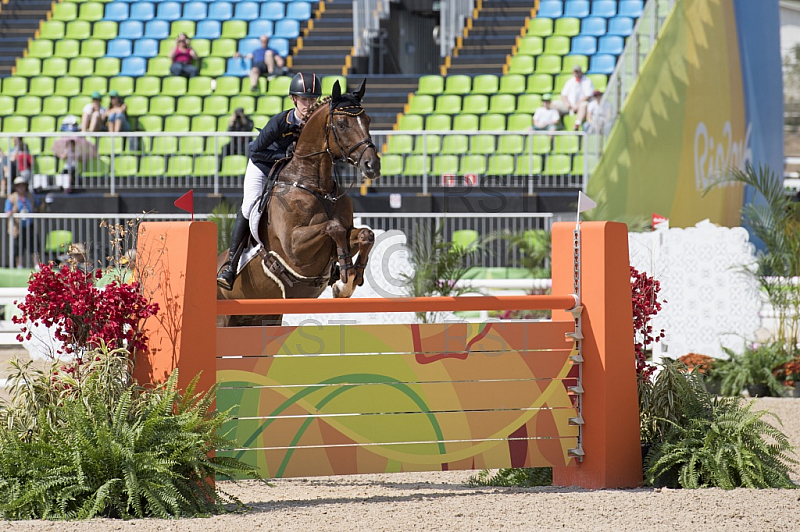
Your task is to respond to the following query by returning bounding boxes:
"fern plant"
[713,343,793,397]
[467,467,552,488]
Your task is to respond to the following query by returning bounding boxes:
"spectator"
[531,94,561,131]
[584,90,610,134]
[68,243,92,274]
[60,115,79,133]
[235,35,289,91]
[4,176,39,268]
[169,33,199,78]
[553,66,595,130]
[81,91,107,132]
[0,137,34,191]
[106,90,130,133]
[224,108,254,157]
[58,139,78,194]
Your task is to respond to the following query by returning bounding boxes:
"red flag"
[174,190,194,221]
[652,213,669,230]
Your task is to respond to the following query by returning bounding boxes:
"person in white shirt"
[81,91,107,132]
[554,66,595,130]
[584,90,610,134]
[531,93,561,130]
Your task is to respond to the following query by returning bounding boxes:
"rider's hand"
[286,143,295,158]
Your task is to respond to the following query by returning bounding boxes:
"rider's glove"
[286,143,295,158]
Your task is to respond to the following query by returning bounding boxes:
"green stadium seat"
[136,115,163,132]
[113,155,138,178]
[188,76,213,96]
[554,136,580,154]
[200,57,226,77]
[69,95,91,115]
[1,76,27,96]
[461,154,487,175]
[462,94,488,114]
[203,95,229,116]
[499,74,526,94]
[176,95,203,115]
[588,74,607,92]
[67,57,93,77]
[380,154,403,176]
[553,74,572,93]
[489,94,516,114]
[15,96,42,116]
[139,156,166,177]
[79,2,105,22]
[407,94,434,115]
[81,39,106,59]
[55,76,81,97]
[24,137,42,156]
[211,38,237,58]
[256,95,282,115]
[554,17,581,37]
[266,76,291,95]
[497,134,524,154]
[28,40,54,59]
[425,114,451,131]
[91,21,117,40]
[403,155,430,175]
[82,76,108,97]
[164,116,190,132]
[15,58,41,77]
[35,153,56,173]
[543,154,572,175]
[433,155,458,175]
[487,154,515,175]
[97,137,123,156]
[517,36,543,56]
[42,96,69,116]
[516,154,543,175]
[1,114,26,132]
[529,135,553,154]
[170,20,196,39]
[385,135,413,154]
[544,36,571,56]
[44,230,73,254]
[229,95,256,115]
[40,21,66,40]
[414,135,441,154]
[322,76,347,95]
[507,113,533,131]
[193,155,218,177]
[107,76,133,97]
[191,115,216,132]
[52,2,77,21]
[527,74,553,94]
[441,134,469,155]
[470,134,496,155]
[147,57,172,77]
[518,93,543,111]
[217,115,232,131]
[43,57,69,77]
[250,115,267,129]
[508,55,534,75]
[30,116,56,133]
[562,55,589,74]
[444,75,471,95]
[165,155,194,178]
[221,155,248,177]
[572,154,585,175]
[479,113,506,131]
[535,55,562,74]
[82,157,110,179]
[397,114,423,130]
[123,95,148,116]
[95,57,120,77]
[472,74,499,94]
[418,75,444,95]
[453,114,479,131]
[135,76,161,97]
[178,137,205,156]
[161,76,187,97]
[221,20,247,40]
[527,18,553,37]
[433,94,461,115]
[148,96,175,117]
[214,76,241,96]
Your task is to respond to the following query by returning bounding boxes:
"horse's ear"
[331,80,342,101]
[353,79,366,101]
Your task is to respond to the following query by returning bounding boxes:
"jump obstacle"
[134,221,641,489]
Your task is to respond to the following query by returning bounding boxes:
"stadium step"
[0,0,51,77]
[290,0,353,77]
[347,75,421,130]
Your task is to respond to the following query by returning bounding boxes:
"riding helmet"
[289,72,322,98]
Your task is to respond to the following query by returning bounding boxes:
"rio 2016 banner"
[588,0,783,227]
[216,322,579,478]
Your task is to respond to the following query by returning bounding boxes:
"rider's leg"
[217,161,266,290]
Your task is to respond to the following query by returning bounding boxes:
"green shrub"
[467,467,552,488]
[714,343,794,397]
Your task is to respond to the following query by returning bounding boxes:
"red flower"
[631,267,665,382]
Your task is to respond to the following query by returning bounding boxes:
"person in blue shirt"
[235,35,289,92]
[4,176,39,268]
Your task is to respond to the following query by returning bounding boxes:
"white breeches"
[241,160,267,220]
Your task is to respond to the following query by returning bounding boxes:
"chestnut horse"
[217,80,381,326]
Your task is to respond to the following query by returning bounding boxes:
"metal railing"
[440,0,475,58]
[1,130,588,195]
[1,212,553,270]
[584,0,677,171]
[353,0,392,57]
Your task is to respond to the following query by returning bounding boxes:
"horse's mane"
[301,95,332,131]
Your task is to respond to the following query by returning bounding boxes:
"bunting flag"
[174,190,194,221]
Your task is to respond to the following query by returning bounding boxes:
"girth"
[257,247,333,299]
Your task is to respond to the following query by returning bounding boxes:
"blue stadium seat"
[570,35,596,55]
[608,17,634,37]
[564,1,590,18]
[537,1,563,18]
[120,57,147,77]
[581,17,607,36]
[286,2,311,21]
[208,2,234,21]
[133,38,159,58]
[591,0,617,18]
[588,54,616,75]
[156,1,181,21]
[130,2,155,21]
[104,2,129,22]
[226,57,252,77]
[238,37,261,56]
[268,38,289,59]
[618,0,644,18]
[261,2,284,20]
[248,20,273,38]
[273,20,299,40]
[145,20,170,40]
[597,35,624,55]
[182,1,207,21]
[107,38,132,58]
[195,20,221,40]
[235,1,260,21]
[118,21,144,40]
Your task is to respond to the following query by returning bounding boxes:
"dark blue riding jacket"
[249,109,303,167]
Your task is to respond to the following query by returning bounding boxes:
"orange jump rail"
[216,294,579,316]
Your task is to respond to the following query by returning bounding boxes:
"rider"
[217,72,322,290]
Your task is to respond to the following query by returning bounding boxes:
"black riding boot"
[217,211,249,290]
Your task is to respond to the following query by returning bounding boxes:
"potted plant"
[678,353,720,394]
[713,343,794,397]
[773,357,800,397]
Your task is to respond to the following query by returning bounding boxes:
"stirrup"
[217,264,236,290]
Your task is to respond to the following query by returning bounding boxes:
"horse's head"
[327,80,381,180]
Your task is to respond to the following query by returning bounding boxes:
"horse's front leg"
[349,227,375,287]
[322,219,355,284]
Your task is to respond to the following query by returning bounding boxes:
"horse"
[217,80,381,326]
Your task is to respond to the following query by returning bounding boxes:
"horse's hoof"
[332,283,341,298]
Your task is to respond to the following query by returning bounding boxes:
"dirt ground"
[1,347,799,531]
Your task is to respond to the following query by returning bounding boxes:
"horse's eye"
[338,119,348,129]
